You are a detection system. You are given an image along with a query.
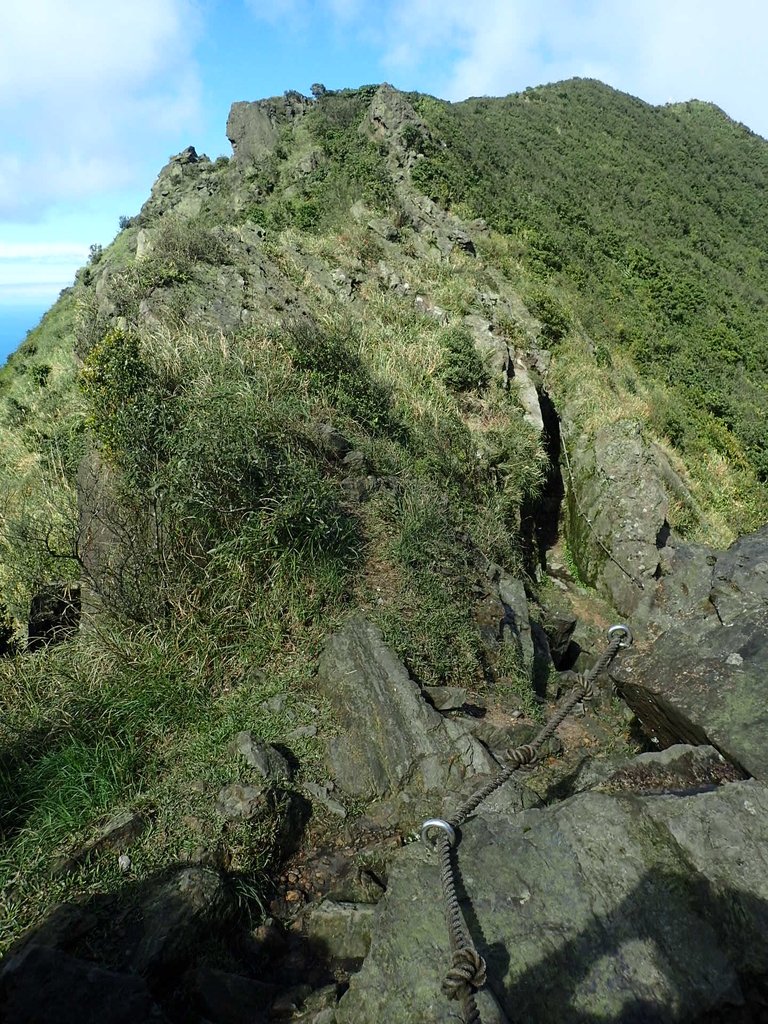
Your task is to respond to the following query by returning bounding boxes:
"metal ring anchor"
[420,818,457,849]
[608,624,634,648]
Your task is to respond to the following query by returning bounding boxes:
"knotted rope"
[421,624,633,1023]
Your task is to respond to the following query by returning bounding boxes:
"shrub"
[438,326,489,392]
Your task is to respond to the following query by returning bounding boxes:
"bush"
[438,326,489,392]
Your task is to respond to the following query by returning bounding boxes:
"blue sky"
[1,0,767,354]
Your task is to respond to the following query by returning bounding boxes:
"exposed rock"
[494,567,536,680]
[561,417,689,621]
[464,314,511,382]
[511,355,545,433]
[227,94,311,164]
[423,685,467,710]
[304,781,347,818]
[194,966,272,1024]
[131,867,231,977]
[230,731,292,782]
[0,944,164,1024]
[51,808,149,876]
[27,583,80,652]
[300,901,376,961]
[337,780,768,1022]
[314,618,496,816]
[215,782,269,820]
[315,424,352,460]
[612,527,768,780]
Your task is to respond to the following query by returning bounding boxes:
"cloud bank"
[0,0,201,220]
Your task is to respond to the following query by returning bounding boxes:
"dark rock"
[304,781,347,818]
[215,782,269,820]
[27,584,80,652]
[194,966,272,1024]
[599,744,747,795]
[541,610,578,669]
[227,95,311,164]
[0,944,163,1023]
[337,780,768,1022]
[316,424,352,460]
[613,527,768,780]
[131,867,231,977]
[300,901,376,961]
[51,808,149,875]
[314,618,495,815]
[230,731,292,782]
[561,417,690,621]
[422,686,466,710]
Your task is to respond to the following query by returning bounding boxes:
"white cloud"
[0,0,201,219]
[373,0,768,137]
[0,239,90,303]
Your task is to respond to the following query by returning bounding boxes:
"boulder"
[300,901,376,961]
[131,867,231,978]
[230,732,292,783]
[561,417,689,622]
[337,778,768,1022]
[0,944,164,1024]
[314,618,496,811]
[612,527,768,780]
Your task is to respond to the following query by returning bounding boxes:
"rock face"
[561,417,687,621]
[337,775,768,1023]
[0,944,164,1024]
[227,93,312,164]
[314,618,496,807]
[613,526,768,781]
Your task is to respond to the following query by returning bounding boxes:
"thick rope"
[424,628,631,1022]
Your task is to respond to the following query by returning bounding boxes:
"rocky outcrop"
[561,417,689,621]
[227,93,312,165]
[314,618,498,819]
[612,526,768,780]
[337,771,768,1023]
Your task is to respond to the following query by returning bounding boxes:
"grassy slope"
[408,79,768,486]
[1,81,767,948]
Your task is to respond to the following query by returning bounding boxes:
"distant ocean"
[0,305,49,364]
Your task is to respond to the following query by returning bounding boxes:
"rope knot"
[442,947,487,1000]
[578,673,594,701]
[508,743,537,767]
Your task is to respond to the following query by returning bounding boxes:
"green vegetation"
[409,80,768,483]
[2,78,768,955]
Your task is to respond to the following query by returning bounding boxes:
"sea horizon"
[0,304,50,365]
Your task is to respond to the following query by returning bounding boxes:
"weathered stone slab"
[613,527,768,780]
[315,618,495,803]
[337,781,768,1023]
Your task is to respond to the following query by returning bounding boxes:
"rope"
[560,439,645,591]
[422,626,633,1023]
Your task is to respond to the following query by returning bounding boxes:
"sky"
[1,0,767,356]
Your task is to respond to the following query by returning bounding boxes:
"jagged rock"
[194,966,272,1024]
[541,609,578,669]
[337,779,768,1022]
[300,901,376,961]
[304,781,347,818]
[230,731,292,782]
[612,527,768,780]
[561,417,689,621]
[215,782,269,820]
[314,618,496,814]
[131,867,231,978]
[27,583,80,652]
[510,355,544,433]
[464,314,511,381]
[51,808,148,875]
[227,95,311,164]
[423,685,466,710]
[0,944,164,1023]
[493,567,536,679]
